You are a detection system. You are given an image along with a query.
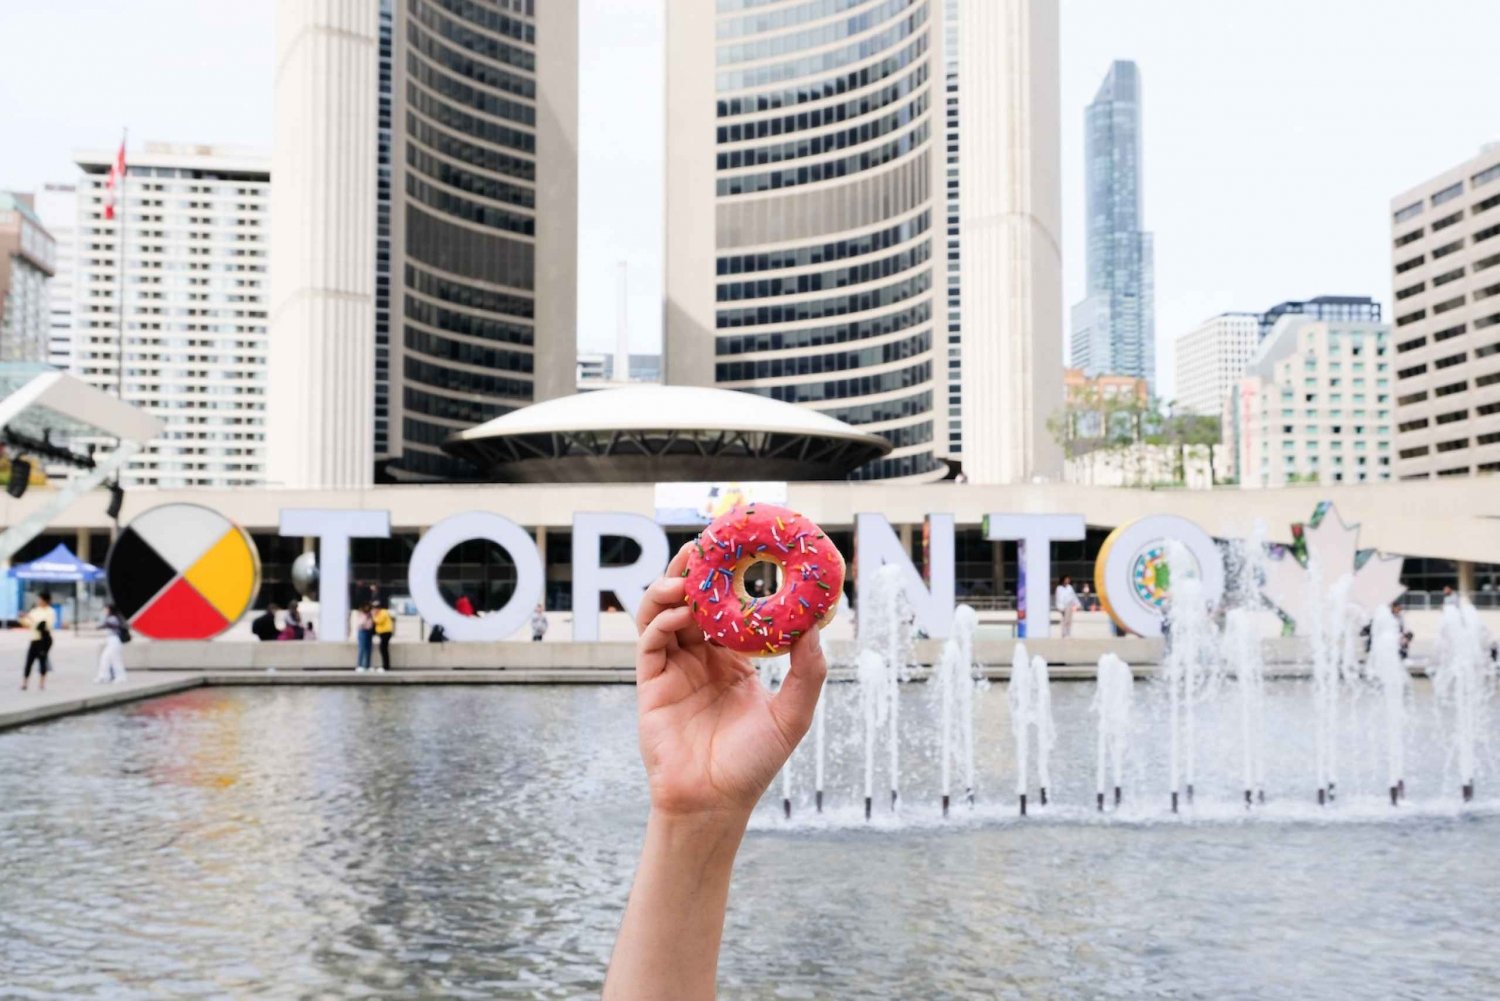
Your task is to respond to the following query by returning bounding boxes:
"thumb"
[770,626,828,746]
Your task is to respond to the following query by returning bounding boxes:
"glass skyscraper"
[1071,59,1154,390]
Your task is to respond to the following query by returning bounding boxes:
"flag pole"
[115,128,127,398]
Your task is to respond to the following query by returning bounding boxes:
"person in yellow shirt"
[372,601,395,673]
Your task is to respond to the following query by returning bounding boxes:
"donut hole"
[735,557,784,603]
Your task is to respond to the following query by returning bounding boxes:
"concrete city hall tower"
[268,0,379,489]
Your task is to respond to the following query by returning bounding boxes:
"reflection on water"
[0,683,1497,999]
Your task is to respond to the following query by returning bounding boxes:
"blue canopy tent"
[6,544,104,628]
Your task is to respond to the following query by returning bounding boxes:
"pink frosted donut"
[683,503,844,656]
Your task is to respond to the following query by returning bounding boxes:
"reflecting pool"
[1,682,1497,999]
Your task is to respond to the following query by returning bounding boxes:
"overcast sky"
[2,1,1497,397]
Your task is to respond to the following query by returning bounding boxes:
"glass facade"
[395,0,541,480]
[712,0,944,480]
[1070,60,1155,390]
[375,0,394,461]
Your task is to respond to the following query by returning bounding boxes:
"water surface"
[0,682,1495,999]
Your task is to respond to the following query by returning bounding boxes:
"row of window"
[406,112,534,189]
[715,240,929,302]
[717,0,870,40]
[716,33,926,116]
[407,82,535,157]
[408,15,534,101]
[415,0,534,67]
[753,358,931,403]
[821,388,930,425]
[716,7,926,92]
[716,63,926,144]
[717,0,913,66]
[405,328,533,373]
[717,270,929,327]
[406,356,532,400]
[406,48,536,129]
[405,262,534,314]
[716,300,930,354]
[716,210,929,275]
[715,329,929,381]
[407,143,535,211]
[403,387,508,432]
[404,203,534,288]
[405,293,533,344]
[717,90,927,170]
[719,120,928,195]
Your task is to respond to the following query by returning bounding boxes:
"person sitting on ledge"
[603,543,827,1001]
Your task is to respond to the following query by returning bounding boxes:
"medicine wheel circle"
[105,503,260,639]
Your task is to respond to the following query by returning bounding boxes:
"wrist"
[646,807,750,865]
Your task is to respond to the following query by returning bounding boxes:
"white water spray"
[1368,605,1407,805]
[935,604,978,814]
[1432,600,1495,802]
[1092,653,1133,810]
[1033,655,1056,806]
[1008,642,1033,814]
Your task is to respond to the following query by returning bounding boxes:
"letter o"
[1096,515,1224,638]
[408,512,544,641]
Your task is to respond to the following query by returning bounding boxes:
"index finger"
[634,541,695,634]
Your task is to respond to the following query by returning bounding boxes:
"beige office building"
[1389,143,1500,479]
[1173,312,1259,417]
[664,0,1061,483]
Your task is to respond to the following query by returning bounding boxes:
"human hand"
[633,543,828,820]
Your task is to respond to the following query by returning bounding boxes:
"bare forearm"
[604,809,749,1001]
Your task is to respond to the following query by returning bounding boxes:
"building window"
[1431,182,1463,207]
[1393,201,1423,223]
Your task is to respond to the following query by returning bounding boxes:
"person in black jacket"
[251,605,280,642]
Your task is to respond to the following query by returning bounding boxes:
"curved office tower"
[388,0,578,479]
[666,0,1060,482]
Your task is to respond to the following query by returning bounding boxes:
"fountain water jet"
[1368,605,1408,806]
[1162,542,1213,812]
[1432,600,1495,802]
[935,605,979,816]
[813,677,826,812]
[856,649,887,820]
[1034,655,1056,806]
[1092,653,1133,810]
[1305,565,1354,805]
[1225,609,1266,807]
[1008,643,1033,815]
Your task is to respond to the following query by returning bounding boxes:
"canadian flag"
[103,139,126,221]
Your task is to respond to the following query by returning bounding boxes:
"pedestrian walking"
[530,603,549,642]
[97,603,129,683]
[1054,575,1081,638]
[354,603,374,672]
[20,592,54,691]
[372,601,394,672]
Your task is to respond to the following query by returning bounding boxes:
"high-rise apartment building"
[74,142,269,488]
[270,0,579,485]
[1225,316,1393,489]
[1070,60,1154,390]
[664,0,1061,483]
[0,192,55,365]
[1389,143,1500,480]
[1173,312,1258,417]
[33,184,77,369]
[1258,295,1381,341]
[1175,297,1382,419]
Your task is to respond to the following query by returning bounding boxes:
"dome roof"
[448,385,884,444]
[443,385,891,483]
